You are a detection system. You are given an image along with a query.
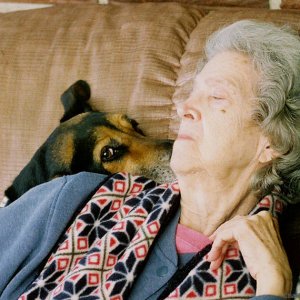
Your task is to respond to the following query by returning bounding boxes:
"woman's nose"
[176,99,201,120]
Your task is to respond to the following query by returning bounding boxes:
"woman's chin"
[171,158,194,176]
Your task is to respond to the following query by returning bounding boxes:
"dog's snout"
[160,139,174,149]
[156,139,174,162]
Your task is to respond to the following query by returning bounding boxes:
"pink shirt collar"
[176,223,212,254]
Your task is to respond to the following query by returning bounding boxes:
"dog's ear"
[60,80,93,123]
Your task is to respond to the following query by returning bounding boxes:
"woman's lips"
[176,134,194,141]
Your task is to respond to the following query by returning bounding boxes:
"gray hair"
[202,20,300,203]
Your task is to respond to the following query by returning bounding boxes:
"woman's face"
[171,51,266,178]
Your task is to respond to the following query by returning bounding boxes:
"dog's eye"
[101,146,119,162]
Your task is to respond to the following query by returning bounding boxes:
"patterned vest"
[20,172,285,299]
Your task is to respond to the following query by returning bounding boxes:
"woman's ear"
[259,138,280,163]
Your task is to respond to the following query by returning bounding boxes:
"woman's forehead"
[195,51,258,95]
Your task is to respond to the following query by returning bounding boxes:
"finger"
[209,215,244,241]
[210,229,237,254]
[209,255,224,270]
[207,240,229,261]
[208,243,229,270]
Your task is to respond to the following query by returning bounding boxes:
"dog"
[4,80,175,205]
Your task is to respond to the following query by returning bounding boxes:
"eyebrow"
[204,78,239,91]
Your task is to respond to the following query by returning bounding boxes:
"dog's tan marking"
[106,114,139,136]
[52,132,75,165]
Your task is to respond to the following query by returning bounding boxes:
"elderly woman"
[0,20,299,299]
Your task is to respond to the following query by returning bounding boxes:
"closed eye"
[209,96,229,113]
[210,95,225,100]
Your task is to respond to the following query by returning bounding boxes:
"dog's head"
[4,80,175,204]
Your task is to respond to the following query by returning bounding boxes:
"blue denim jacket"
[0,172,107,299]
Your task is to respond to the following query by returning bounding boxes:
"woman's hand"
[207,211,292,296]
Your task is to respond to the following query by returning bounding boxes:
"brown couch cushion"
[281,0,300,9]
[115,0,269,8]
[0,2,205,197]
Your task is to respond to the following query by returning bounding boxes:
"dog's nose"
[161,139,174,149]
[159,140,174,161]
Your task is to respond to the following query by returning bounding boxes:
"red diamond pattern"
[88,273,100,285]
[147,221,160,234]
[130,183,143,194]
[205,284,217,297]
[224,283,237,295]
[114,181,126,192]
[57,258,69,270]
[112,199,121,210]
[88,253,101,265]
[134,244,147,259]
[77,237,88,250]
[106,255,117,267]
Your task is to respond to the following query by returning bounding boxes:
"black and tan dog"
[4,80,174,205]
